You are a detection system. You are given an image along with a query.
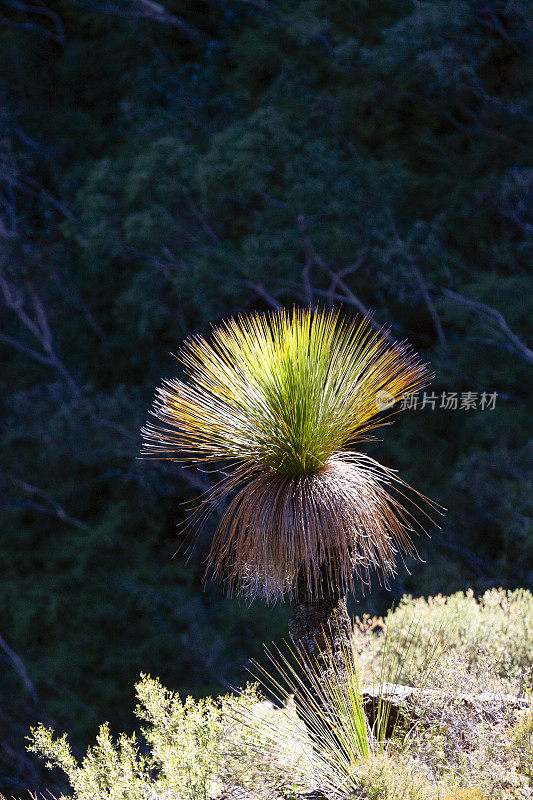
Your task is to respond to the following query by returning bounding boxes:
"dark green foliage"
[0,0,531,793]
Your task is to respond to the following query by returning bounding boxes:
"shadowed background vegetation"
[0,0,531,794]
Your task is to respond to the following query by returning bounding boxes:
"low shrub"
[403,649,531,799]
[357,588,533,686]
[27,676,308,800]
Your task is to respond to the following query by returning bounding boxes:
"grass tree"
[141,308,435,683]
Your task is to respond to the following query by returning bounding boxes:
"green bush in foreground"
[28,677,307,800]
[358,588,533,684]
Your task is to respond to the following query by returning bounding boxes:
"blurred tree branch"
[297,215,397,343]
[0,273,81,396]
[243,280,282,310]
[0,0,65,44]
[0,631,39,704]
[93,0,209,44]
[439,287,533,365]
[0,472,89,531]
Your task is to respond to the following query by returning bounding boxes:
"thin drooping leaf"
[239,612,449,797]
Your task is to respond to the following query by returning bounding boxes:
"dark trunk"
[288,589,354,674]
[288,573,356,790]
[289,568,354,673]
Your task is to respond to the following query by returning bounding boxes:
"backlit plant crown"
[141,309,436,601]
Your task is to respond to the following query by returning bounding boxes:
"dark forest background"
[0,0,531,793]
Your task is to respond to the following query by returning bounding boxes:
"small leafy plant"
[27,677,307,800]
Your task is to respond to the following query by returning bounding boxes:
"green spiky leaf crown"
[141,309,438,601]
